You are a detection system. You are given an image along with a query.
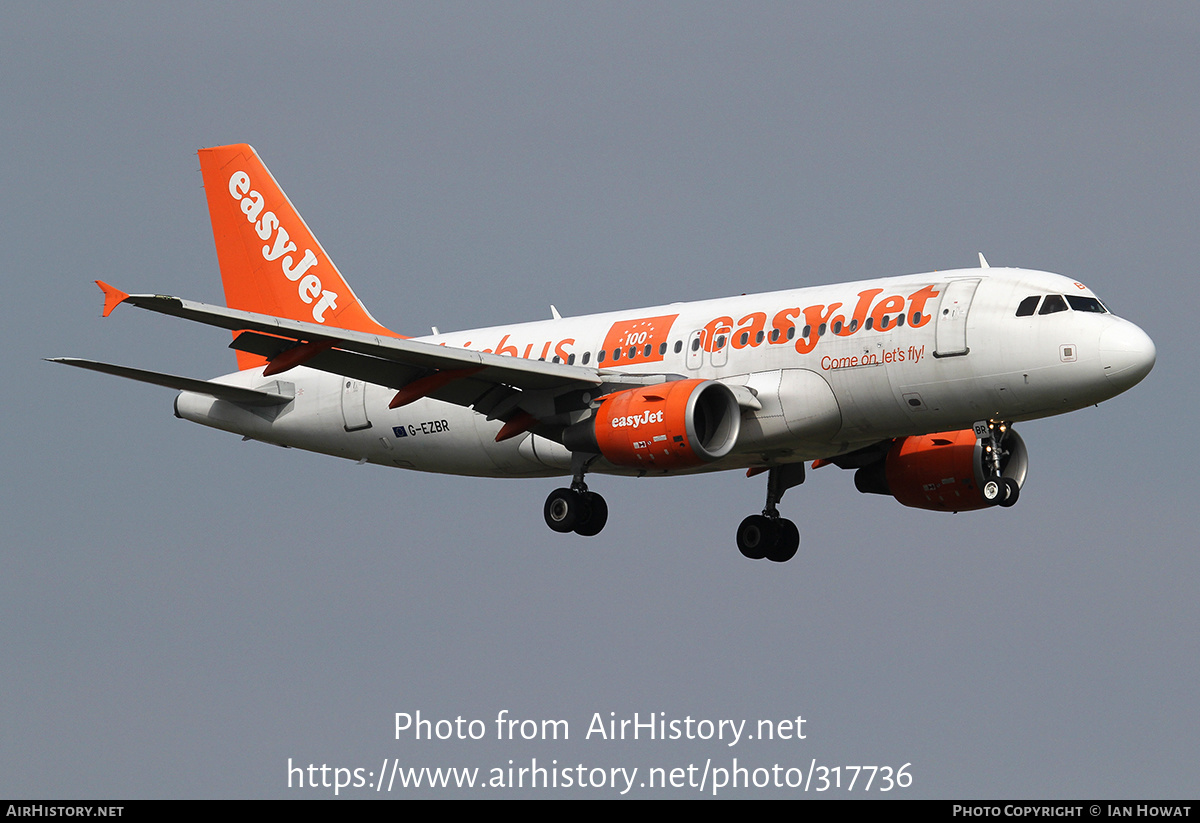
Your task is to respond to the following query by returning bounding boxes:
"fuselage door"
[934,278,981,358]
[341,378,372,431]
[710,331,729,368]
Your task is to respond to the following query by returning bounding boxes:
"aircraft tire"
[544,488,583,533]
[767,519,799,563]
[998,478,1020,508]
[574,492,608,536]
[736,514,776,560]
[982,478,1002,503]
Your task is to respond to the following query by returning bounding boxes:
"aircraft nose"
[1099,320,1156,393]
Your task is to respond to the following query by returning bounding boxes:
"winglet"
[978,252,990,269]
[96,280,129,317]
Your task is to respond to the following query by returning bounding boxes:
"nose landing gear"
[977,419,1021,508]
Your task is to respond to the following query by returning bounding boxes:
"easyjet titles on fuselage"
[699,284,941,355]
[453,283,943,367]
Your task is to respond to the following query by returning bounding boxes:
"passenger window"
[1039,295,1068,315]
[674,340,682,353]
[597,350,605,363]
[659,342,667,355]
[691,338,700,352]
[739,332,749,346]
[581,352,589,365]
[1016,296,1040,316]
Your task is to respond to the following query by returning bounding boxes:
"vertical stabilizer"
[197,144,402,369]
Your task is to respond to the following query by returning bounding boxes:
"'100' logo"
[227,171,340,323]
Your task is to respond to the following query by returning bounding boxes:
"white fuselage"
[175,267,1155,478]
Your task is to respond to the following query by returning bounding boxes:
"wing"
[95,284,693,434]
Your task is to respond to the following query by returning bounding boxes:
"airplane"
[51,143,1157,562]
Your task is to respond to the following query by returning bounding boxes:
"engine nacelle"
[854,428,1029,512]
[563,379,741,470]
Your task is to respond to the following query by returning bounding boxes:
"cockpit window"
[1016,295,1040,316]
[1039,294,1068,315]
[1066,295,1107,313]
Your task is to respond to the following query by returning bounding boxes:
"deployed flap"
[232,331,424,388]
[48,358,294,407]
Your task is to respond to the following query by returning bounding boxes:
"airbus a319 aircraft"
[54,144,1156,562]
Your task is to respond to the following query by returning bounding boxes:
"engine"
[853,428,1029,512]
[563,379,741,470]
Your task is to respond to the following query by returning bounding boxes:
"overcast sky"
[3,2,1196,798]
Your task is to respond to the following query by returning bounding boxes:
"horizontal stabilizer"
[47,358,294,407]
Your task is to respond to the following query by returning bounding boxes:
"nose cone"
[1100,320,1156,393]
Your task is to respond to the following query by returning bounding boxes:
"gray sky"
[3,2,1196,798]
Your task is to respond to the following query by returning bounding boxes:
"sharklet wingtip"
[95,280,130,317]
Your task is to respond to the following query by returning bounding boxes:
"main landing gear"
[737,463,805,563]
[544,485,608,536]
[543,454,608,537]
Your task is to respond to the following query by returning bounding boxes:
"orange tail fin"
[198,144,402,369]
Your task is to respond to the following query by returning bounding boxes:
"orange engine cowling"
[563,379,741,471]
[854,428,1028,512]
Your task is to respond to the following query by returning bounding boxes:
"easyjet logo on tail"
[227,171,339,323]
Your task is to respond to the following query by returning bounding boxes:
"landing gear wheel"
[998,477,1020,508]
[767,518,800,563]
[544,488,583,533]
[574,491,608,536]
[736,515,777,560]
[982,478,1002,503]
